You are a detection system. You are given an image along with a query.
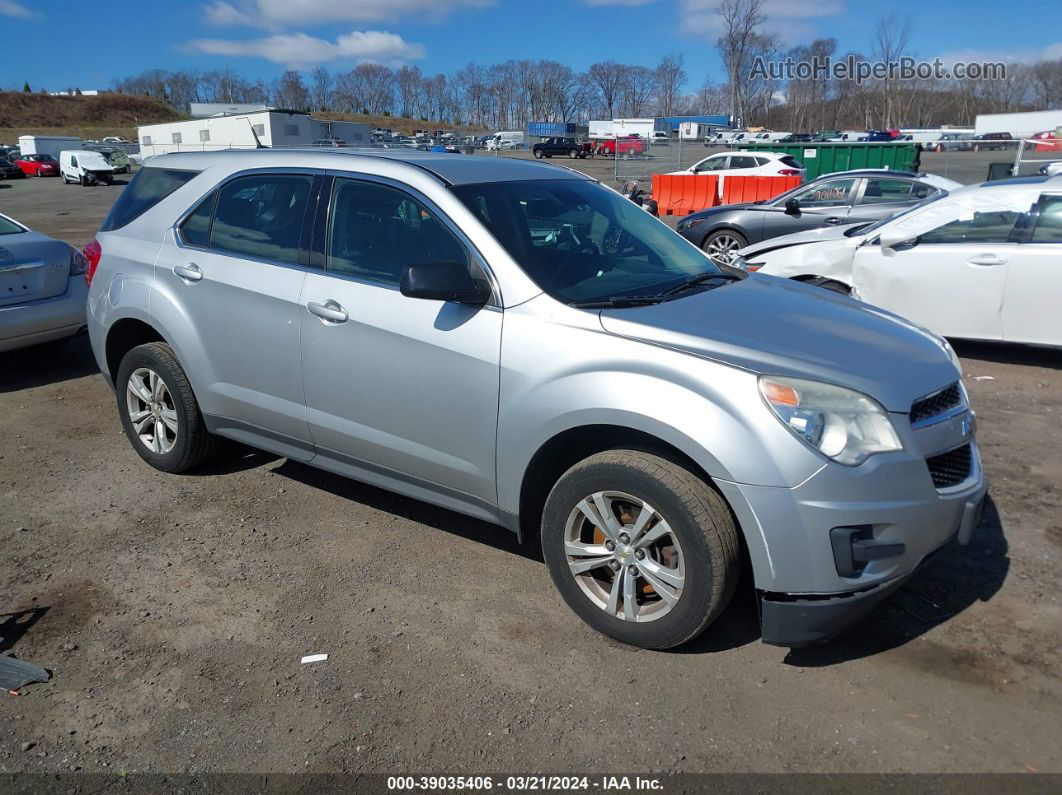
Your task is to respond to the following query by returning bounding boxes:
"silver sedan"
[0,212,88,353]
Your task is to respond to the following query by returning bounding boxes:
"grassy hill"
[0,92,183,145]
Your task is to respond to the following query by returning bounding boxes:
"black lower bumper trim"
[759,575,910,648]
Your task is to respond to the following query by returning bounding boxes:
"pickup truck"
[532,137,590,159]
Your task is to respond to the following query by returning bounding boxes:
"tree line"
[108,4,1061,132]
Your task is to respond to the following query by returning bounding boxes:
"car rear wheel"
[568,149,580,159]
[534,149,545,159]
[702,230,747,266]
[116,342,220,473]
[541,450,740,649]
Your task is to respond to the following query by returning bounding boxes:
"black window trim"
[172,167,323,272]
[314,170,501,308]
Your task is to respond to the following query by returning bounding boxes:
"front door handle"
[824,217,843,225]
[967,254,1007,267]
[173,263,203,282]
[307,300,348,324]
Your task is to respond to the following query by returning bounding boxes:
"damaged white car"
[736,175,1062,347]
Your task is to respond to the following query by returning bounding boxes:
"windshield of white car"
[452,179,734,305]
[859,191,946,235]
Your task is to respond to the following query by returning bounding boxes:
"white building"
[138,110,371,157]
[975,110,1062,139]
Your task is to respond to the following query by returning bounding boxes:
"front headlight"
[759,375,902,466]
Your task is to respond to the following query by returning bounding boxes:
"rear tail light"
[83,238,102,287]
[778,169,803,176]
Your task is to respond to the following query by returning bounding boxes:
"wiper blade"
[570,296,667,308]
[660,270,746,296]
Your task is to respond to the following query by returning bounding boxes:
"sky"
[1,0,1060,92]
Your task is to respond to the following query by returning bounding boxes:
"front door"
[299,176,502,505]
[853,207,1025,341]
[1004,193,1062,346]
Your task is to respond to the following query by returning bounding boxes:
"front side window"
[0,216,24,235]
[70,156,78,167]
[1031,195,1062,243]
[210,173,312,265]
[919,211,1022,244]
[694,156,726,172]
[791,178,857,207]
[452,178,723,305]
[327,179,469,286]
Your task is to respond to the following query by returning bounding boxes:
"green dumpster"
[735,142,918,180]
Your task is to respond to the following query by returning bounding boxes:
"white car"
[1039,161,1062,177]
[669,150,805,178]
[737,175,1062,347]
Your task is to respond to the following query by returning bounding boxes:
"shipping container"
[527,121,579,138]
[735,142,918,180]
[18,135,82,159]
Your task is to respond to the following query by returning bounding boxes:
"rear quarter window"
[99,167,200,232]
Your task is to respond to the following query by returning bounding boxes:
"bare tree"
[654,54,687,116]
[715,0,765,125]
[873,12,912,128]
[309,67,334,112]
[272,70,309,110]
[588,61,627,119]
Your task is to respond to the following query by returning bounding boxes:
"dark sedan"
[0,158,26,179]
[676,170,963,265]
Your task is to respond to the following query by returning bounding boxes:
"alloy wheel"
[126,367,178,454]
[705,234,742,265]
[563,490,685,623]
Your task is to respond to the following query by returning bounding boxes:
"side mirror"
[784,198,800,215]
[877,230,917,257]
[400,262,490,305]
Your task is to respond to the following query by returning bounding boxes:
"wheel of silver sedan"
[125,367,178,454]
[703,233,743,265]
[563,490,685,623]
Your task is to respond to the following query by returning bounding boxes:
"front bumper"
[0,277,88,353]
[758,485,985,646]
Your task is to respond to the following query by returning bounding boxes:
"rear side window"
[100,167,199,232]
[179,192,216,248]
[210,174,313,265]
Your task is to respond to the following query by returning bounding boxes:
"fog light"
[830,526,906,577]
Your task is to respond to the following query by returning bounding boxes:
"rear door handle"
[307,300,348,323]
[824,217,843,225]
[173,263,203,282]
[967,254,1007,267]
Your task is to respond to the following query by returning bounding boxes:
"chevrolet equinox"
[85,151,987,649]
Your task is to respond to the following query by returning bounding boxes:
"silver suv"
[85,150,987,649]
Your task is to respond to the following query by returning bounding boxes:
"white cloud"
[934,43,1062,67]
[0,0,33,18]
[188,30,426,66]
[682,0,846,43]
[204,0,491,28]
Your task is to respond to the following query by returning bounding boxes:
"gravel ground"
[0,165,1060,776]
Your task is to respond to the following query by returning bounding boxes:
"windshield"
[451,179,721,304]
[859,191,946,235]
[0,216,25,235]
[33,154,57,162]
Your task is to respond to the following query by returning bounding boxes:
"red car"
[15,153,61,177]
[597,137,648,158]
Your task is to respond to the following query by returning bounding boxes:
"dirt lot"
[1,165,1061,777]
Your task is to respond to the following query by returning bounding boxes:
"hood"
[598,275,957,412]
[740,223,867,257]
[77,152,115,170]
[684,203,761,222]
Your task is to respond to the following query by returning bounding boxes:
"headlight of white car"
[759,375,902,466]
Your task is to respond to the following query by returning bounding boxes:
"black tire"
[79,174,87,186]
[541,450,740,650]
[115,342,220,474]
[534,149,545,159]
[805,276,851,295]
[568,148,579,159]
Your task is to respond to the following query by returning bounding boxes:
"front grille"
[911,383,962,426]
[926,444,972,488]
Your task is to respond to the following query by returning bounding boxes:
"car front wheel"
[534,149,545,159]
[116,342,220,473]
[541,450,740,649]
[702,230,747,266]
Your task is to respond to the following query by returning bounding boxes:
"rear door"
[298,174,501,504]
[153,170,317,451]
[1003,193,1062,346]
[853,207,1024,341]
[850,177,938,224]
